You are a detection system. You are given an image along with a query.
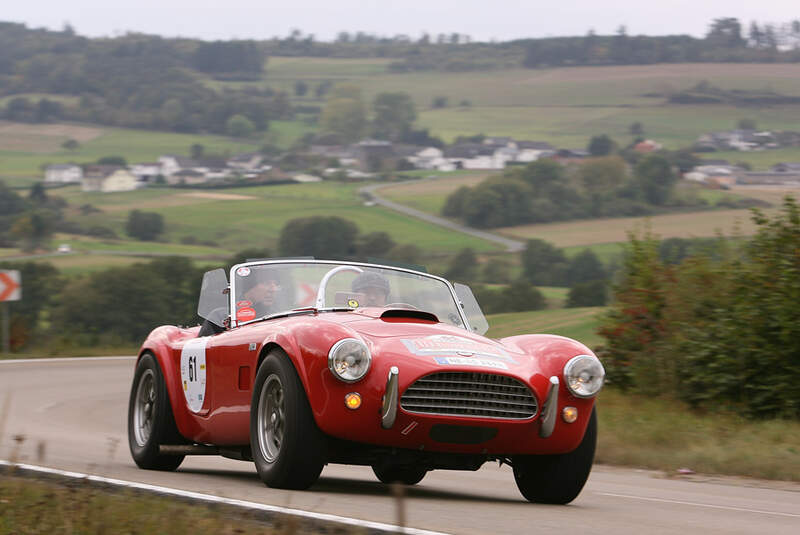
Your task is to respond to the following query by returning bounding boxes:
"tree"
[566,249,606,286]
[737,118,757,130]
[629,122,644,137]
[320,85,366,142]
[278,216,358,258]
[97,155,127,166]
[635,154,677,205]
[226,114,256,138]
[567,280,607,307]
[577,156,627,196]
[587,134,616,156]
[294,80,308,97]
[482,257,512,283]
[431,96,448,108]
[190,143,205,160]
[357,232,396,259]
[125,210,165,241]
[371,92,417,141]
[706,17,745,48]
[61,138,79,151]
[444,248,478,282]
[521,239,569,287]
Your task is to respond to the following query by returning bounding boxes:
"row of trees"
[442,156,681,229]
[599,198,800,418]
[521,18,800,69]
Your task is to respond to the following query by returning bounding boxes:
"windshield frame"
[226,259,473,331]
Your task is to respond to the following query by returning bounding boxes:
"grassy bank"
[0,473,358,534]
[596,389,800,481]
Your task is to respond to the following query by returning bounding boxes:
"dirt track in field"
[0,122,104,152]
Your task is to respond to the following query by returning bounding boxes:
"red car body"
[128,260,604,502]
[141,309,596,454]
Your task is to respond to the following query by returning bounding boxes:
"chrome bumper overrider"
[381,366,399,429]
[539,376,559,438]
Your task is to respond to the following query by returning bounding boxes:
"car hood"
[344,311,526,371]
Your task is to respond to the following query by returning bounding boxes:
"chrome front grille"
[400,372,537,420]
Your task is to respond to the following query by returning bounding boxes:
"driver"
[240,271,283,318]
[352,272,390,307]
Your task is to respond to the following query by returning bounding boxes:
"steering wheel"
[315,265,363,309]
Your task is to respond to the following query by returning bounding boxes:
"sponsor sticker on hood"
[401,334,516,363]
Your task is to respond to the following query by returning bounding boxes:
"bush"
[599,198,800,418]
[125,210,164,241]
[567,280,607,307]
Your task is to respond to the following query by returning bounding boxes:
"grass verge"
[596,389,800,481]
[0,473,361,534]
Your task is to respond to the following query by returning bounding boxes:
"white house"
[82,166,139,192]
[130,162,162,183]
[45,164,82,184]
[227,153,264,171]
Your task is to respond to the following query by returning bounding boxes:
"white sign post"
[0,270,21,354]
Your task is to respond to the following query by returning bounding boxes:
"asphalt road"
[359,182,526,252]
[1,357,798,534]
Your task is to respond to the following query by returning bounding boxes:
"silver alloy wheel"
[257,374,285,462]
[133,368,156,446]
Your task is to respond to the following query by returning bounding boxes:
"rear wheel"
[250,349,327,490]
[512,407,597,504]
[127,353,185,471]
[372,464,427,485]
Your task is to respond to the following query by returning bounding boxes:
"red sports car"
[128,259,604,504]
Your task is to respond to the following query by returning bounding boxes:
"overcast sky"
[4,1,798,42]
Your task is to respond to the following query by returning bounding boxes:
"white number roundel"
[180,337,209,413]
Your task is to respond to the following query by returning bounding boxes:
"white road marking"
[0,356,135,364]
[599,492,800,518]
[0,460,450,535]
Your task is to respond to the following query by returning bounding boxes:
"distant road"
[1,357,798,535]
[360,181,526,252]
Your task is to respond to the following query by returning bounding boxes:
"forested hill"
[1,17,799,134]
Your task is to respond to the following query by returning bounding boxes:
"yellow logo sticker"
[348,299,360,308]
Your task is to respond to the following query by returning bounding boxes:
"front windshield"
[230,262,467,329]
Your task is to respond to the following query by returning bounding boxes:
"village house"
[515,141,555,162]
[44,164,83,184]
[227,152,264,171]
[82,165,139,192]
[130,162,162,184]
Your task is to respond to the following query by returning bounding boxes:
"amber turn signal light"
[562,406,578,423]
[345,392,362,410]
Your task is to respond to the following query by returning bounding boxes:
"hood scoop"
[380,309,439,323]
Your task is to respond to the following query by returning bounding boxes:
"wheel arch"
[137,343,191,441]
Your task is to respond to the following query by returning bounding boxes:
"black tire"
[372,464,427,485]
[127,353,185,471]
[250,349,327,490]
[512,407,597,504]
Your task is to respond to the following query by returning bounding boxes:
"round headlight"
[563,355,605,398]
[328,338,371,383]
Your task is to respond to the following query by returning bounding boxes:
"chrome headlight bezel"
[563,354,605,398]
[328,338,371,383]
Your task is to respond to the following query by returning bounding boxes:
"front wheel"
[127,353,185,471]
[250,349,327,490]
[512,407,597,504]
[372,464,427,485]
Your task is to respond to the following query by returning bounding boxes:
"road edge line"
[0,460,449,535]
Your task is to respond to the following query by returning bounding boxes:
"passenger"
[352,272,390,307]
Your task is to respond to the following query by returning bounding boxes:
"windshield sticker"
[347,298,360,308]
[180,337,209,413]
[434,356,509,370]
[236,266,251,277]
[236,300,252,309]
[237,307,256,322]
[401,335,516,363]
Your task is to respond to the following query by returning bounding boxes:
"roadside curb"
[0,460,450,535]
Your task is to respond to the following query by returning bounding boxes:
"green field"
[202,60,800,168]
[486,307,605,348]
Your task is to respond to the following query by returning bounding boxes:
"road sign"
[0,270,21,302]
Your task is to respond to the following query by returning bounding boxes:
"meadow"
[204,60,800,168]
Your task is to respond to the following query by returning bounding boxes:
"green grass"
[0,475,293,534]
[0,125,259,182]
[597,389,800,481]
[537,286,570,308]
[486,307,605,347]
